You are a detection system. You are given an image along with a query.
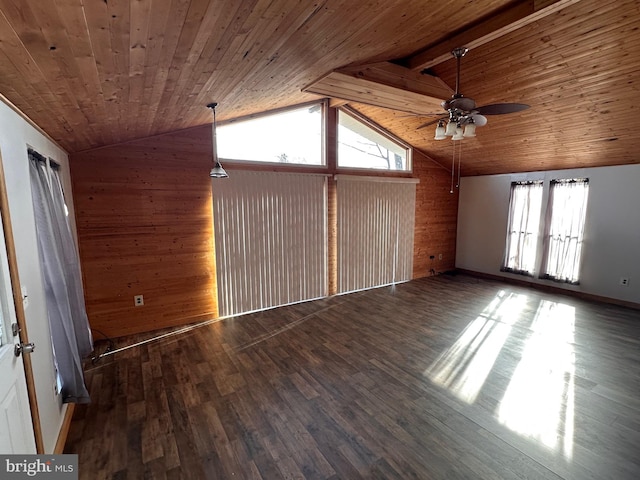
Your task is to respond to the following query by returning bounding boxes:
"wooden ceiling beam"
[402,0,583,71]
[303,61,453,113]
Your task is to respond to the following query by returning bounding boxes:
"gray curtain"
[29,152,93,403]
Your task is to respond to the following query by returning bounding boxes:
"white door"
[0,209,36,454]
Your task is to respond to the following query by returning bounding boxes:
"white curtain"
[540,179,589,284]
[336,175,417,294]
[501,181,543,275]
[212,171,327,317]
[29,151,92,403]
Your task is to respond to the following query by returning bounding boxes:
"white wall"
[0,99,75,453]
[456,164,640,305]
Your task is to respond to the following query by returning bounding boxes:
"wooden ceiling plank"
[29,0,110,145]
[128,0,152,126]
[106,0,131,144]
[151,0,200,133]
[403,0,583,71]
[0,14,52,91]
[137,0,188,137]
[179,0,264,98]
[148,0,225,133]
[188,0,321,117]
[192,0,390,118]
[0,1,98,143]
[156,2,235,115]
[82,0,122,146]
[55,0,110,146]
[163,0,269,127]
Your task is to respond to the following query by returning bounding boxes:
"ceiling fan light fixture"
[434,121,447,140]
[463,122,476,138]
[452,124,464,141]
[445,120,457,136]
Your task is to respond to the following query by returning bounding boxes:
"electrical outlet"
[438,254,443,260]
[134,295,144,306]
[619,277,630,287]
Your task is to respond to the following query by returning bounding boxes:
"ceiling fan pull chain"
[450,142,456,194]
[457,141,462,188]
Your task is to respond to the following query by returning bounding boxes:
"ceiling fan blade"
[475,103,530,115]
[469,113,487,126]
[397,112,447,118]
[416,115,447,130]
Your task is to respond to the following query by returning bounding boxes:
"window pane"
[338,110,409,171]
[540,179,589,284]
[502,181,543,275]
[217,104,323,165]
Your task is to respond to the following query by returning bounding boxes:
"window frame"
[216,100,327,168]
[336,106,412,173]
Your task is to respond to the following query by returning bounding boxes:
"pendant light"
[207,102,228,178]
[451,124,464,141]
[444,120,458,136]
[434,120,447,140]
[463,120,476,138]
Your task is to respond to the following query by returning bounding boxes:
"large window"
[338,109,411,171]
[501,178,590,284]
[501,181,543,275]
[540,179,589,284]
[217,103,324,165]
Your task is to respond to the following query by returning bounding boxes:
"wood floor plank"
[65,274,640,479]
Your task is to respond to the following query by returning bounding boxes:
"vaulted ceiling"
[0,0,638,175]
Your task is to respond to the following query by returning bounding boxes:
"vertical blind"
[212,171,327,317]
[336,175,418,294]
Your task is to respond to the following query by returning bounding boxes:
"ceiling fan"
[417,47,529,140]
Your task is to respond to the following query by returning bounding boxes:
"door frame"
[0,150,44,452]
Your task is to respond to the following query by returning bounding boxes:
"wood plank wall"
[70,126,218,338]
[70,113,457,338]
[412,150,458,278]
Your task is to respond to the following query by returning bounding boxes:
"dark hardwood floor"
[65,273,640,479]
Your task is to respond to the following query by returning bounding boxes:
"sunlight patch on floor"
[497,300,575,460]
[425,290,576,460]
[425,290,527,404]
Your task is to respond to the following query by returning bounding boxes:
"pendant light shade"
[452,124,464,141]
[207,102,228,179]
[463,122,476,138]
[210,161,228,178]
[445,120,457,136]
[434,121,447,140]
